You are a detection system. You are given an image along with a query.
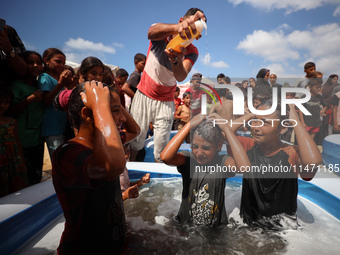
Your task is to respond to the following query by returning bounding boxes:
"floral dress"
[0,118,28,197]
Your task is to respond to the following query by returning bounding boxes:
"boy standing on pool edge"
[129,8,206,163]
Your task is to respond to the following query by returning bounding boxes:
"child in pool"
[52,81,140,254]
[161,113,251,226]
[120,143,150,200]
[0,85,28,197]
[228,100,322,229]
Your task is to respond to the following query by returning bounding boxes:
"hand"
[190,114,206,130]
[80,81,110,110]
[333,125,340,133]
[138,173,150,187]
[127,184,139,199]
[27,90,44,103]
[208,112,230,131]
[176,11,206,40]
[165,47,186,64]
[59,69,73,86]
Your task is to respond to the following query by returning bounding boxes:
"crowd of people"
[0,6,337,254]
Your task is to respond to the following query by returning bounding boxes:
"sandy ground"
[41,143,52,182]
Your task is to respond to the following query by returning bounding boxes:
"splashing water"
[123,178,340,255]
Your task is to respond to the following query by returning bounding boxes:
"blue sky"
[2,0,340,83]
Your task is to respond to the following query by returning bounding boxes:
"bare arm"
[9,90,44,116]
[289,104,322,180]
[42,70,72,105]
[161,114,206,166]
[121,83,135,98]
[81,81,126,180]
[210,113,251,171]
[121,105,140,144]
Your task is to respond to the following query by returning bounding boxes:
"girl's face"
[249,79,256,88]
[192,134,217,165]
[0,95,11,116]
[243,81,248,89]
[264,71,270,81]
[332,76,338,84]
[46,54,65,75]
[26,54,43,77]
[86,66,104,82]
[250,105,282,144]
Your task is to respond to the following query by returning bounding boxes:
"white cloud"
[228,0,340,14]
[237,23,340,76]
[200,53,229,68]
[334,5,340,16]
[64,37,116,54]
[237,28,300,62]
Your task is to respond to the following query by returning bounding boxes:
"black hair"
[258,99,288,123]
[215,88,227,98]
[102,65,114,86]
[68,82,116,130]
[64,65,76,75]
[308,77,323,87]
[192,120,222,145]
[253,85,272,102]
[217,73,225,79]
[116,68,129,77]
[42,48,65,72]
[222,76,231,84]
[79,56,105,81]
[182,91,191,99]
[304,62,315,70]
[22,50,43,63]
[134,53,146,62]
[175,86,180,92]
[184,8,205,21]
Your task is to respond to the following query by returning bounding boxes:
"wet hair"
[134,53,146,62]
[183,8,206,22]
[258,99,288,123]
[182,91,191,99]
[68,82,116,130]
[304,62,315,70]
[192,120,222,145]
[116,68,129,77]
[215,88,227,98]
[253,85,272,102]
[78,56,105,81]
[42,48,65,71]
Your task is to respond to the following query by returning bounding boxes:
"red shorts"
[305,126,320,133]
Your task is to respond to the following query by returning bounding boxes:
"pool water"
[123,178,340,255]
